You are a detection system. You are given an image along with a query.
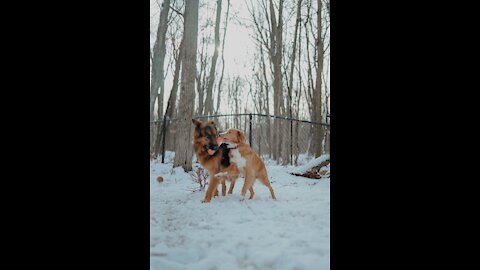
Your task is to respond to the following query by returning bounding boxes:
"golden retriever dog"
[218,128,276,200]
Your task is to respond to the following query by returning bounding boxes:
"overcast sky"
[150,0,329,117]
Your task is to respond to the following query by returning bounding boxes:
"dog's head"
[219,128,246,144]
[192,119,220,154]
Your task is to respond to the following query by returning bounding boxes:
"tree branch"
[169,5,184,17]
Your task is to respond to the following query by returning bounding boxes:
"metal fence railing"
[155,113,330,165]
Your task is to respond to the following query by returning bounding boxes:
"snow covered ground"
[150,152,330,270]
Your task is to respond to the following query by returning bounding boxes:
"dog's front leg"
[202,175,220,203]
[221,178,227,196]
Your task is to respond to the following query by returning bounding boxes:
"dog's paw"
[201,199,211,203]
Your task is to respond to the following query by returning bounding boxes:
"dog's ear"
[192,119,201,127]
[237,130,246,143]
[208,120,217,131]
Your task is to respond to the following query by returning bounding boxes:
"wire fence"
[152,113,330,166]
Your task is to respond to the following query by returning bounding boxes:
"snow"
[150,156,330,270]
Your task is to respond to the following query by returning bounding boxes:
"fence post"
[161,115,168,164]
[290,119,293,165]
[249,114,253,147]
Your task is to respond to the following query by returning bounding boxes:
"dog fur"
[191,119,253,202]
[219,128,276,200]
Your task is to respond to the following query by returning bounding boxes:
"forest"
[150,0,330,171]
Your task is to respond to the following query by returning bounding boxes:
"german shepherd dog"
[192,119,252,203]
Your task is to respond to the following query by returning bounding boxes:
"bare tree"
[293,18,303,164]
[323,0,330,155]
[260,43,272,158]
[150,0,171,154]
[304,0,314,121]
[247,0,286,161]
[162,37,184,153]
[215,0,230,115]
[196,33,208,115]
[325,0,330,18]
[288,0,302,115]
[282,0,303,164]
[174,0,199,171]
[311,0,324,156]
[164,0,185,125]
[233,76,240,127]
[155,0,329,164]
[204,0,222,116]
[166,38,184,121]
[269,0,285,162]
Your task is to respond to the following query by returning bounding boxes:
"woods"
[150,0,330,171]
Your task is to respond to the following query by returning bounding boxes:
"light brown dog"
[191,119,253,202]
[219,128,276,200]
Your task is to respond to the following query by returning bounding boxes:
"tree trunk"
[326,0,330,18]
[204,0,222,116]
[280,0,302,165]
[288,0,302,112]
[311,0,324,157]
[261,45,272,158]
[174,0,199,171]
[234,77,239,127]
[269,0,285,162]
[296,19,303,120]
[153,89,163,158]
[323,72,330,154]
[304,4,314,121]
[150,0,171,154]
[166,38,183,121]
[215,0,230,115]
[196,36,207,115]
[164,38,183,152]
[294,25,303,163]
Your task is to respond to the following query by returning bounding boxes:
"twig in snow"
[189,167,209,191]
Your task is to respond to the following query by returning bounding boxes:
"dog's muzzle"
[204,144,219,151]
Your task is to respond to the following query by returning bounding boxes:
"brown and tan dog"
[219,128,276,200]
[191,119,252,202]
